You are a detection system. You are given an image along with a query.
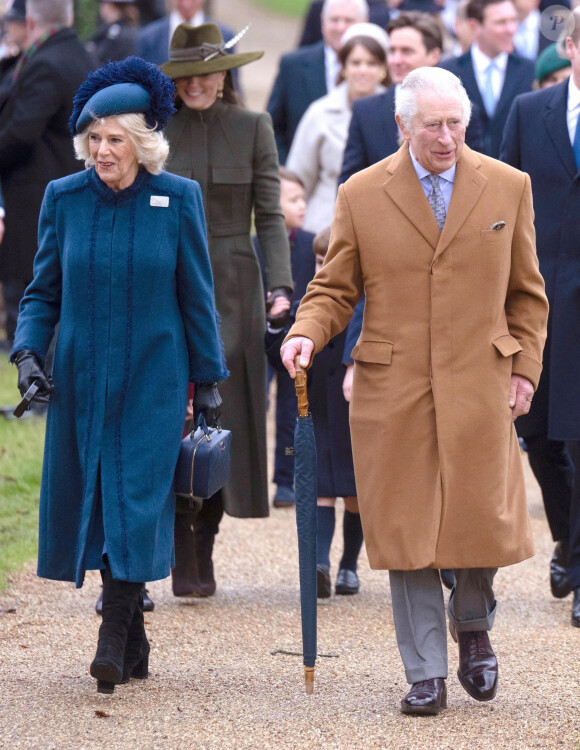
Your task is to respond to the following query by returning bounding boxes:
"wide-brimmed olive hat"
[161,23,263,79]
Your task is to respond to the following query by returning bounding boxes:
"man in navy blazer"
[137,0,234,66]
[440,0,534,158]
[500,8,580,628]
[267,0,369,164]
[340,11,483,184]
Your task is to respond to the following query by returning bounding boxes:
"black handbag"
[174,415,232,506]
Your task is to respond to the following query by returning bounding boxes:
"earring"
[217,82,224,99]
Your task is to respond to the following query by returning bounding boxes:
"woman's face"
[175,71,227,110]
[88,118,139,192]
[342,44,386,100]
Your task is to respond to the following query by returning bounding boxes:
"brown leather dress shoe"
[400,678,447,715]
[450,624,498,701]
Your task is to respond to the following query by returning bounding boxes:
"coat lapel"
[495,55,525,122]
[544,80,576,180]
[435,146,487,259]
[457,53,488,121]
[383,143,441,250]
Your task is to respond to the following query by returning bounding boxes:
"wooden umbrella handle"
[294,355,309,418]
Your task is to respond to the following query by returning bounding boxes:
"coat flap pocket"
[351,340,394,364]
[481,225,510,242]
[492,334,523,357]
[212,167,253,185]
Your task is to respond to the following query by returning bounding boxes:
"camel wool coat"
[286,143,549,571]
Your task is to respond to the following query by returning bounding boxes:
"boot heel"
[131,653,149,680]
[97,680,116,694]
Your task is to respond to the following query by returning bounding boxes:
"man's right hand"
[280,336,315,378]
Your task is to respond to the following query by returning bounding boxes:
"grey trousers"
[389,567,497,684]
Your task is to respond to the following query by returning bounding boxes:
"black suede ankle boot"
[90,567,143,694]
[121,590,150,683]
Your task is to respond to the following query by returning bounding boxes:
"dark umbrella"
[293,356,317,694]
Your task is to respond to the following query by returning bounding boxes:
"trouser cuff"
[405,662,448,685]
[448,593,497,632]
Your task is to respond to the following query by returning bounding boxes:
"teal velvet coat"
[13,168,228,587]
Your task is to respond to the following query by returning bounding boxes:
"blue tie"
[482,61,497,118]
[573,116,580,171]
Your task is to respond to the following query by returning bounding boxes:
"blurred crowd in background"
[0,0,579,621]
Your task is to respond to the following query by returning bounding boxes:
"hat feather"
[69,56,176,135]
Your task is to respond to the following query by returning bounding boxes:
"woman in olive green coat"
[162,23,293,597]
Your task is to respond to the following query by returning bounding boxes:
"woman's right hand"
[14,350,54,402]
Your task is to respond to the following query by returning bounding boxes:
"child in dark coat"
[267,227,365,597]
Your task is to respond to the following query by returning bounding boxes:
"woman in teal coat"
[11,58,228,694]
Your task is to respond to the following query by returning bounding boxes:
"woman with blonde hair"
[11,57,228,694]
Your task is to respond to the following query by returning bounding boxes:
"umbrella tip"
[304,666,314,694]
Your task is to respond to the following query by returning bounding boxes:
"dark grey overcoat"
[165,100,293,518]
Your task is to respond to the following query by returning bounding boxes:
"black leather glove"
[193,382,222,427]
[14,350,54,403]
[266,287,292,331]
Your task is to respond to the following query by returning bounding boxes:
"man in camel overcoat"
[281,66,548,716]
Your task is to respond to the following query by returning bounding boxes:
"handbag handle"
[194,413,222,438]
[294,355,309,418]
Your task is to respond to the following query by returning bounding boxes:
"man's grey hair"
[26,0,73,26]
[395,67,472,130]
[322,0,369,21]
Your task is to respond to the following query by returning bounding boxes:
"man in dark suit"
[267,0,369,164]
[0,0,93,350]
[137,0,234,65]
[299,0,389,47]
[500,8,580,628]
[440,0,534,158]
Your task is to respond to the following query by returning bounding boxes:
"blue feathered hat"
[69,56,176,135]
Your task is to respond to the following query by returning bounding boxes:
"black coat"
[85,19,137,66]
[267,41,326,164]
[0,28,94,281]
[500,80,580,441]
[440,50,534,158]
[309,328,357,498]
[339,85,486,184]
[261,228,316,371]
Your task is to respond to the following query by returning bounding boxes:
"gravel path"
[1,4,579,748]
[1,448,579,749]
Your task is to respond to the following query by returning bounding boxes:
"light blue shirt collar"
[409,148,456,215]
[409,148,456,185]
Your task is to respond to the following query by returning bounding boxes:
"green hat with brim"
[161,23,263,79]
